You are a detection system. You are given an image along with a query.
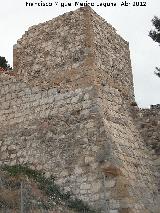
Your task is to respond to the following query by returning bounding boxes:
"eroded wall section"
[0,72,158,212]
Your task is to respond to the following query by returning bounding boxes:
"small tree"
[0,56,12,70]
[149,16,160,44]
[149,16,160,77]
[155,67,160,78]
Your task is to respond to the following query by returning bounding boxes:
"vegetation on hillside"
[0,165,96,213]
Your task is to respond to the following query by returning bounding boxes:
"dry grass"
[0,188,20,208]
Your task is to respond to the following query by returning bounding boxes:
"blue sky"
[0,0,160,107]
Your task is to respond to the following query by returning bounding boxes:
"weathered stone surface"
[0,6,159,213]
[131,104,160,194]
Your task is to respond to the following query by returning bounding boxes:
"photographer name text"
[25,1,147,8]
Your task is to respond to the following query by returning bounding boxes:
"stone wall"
[131,104,160,194]
[139,105,160,154]
[91,10,134,101]
[0,72,107,210]
[0,6,159,213]
[13,8,91,90]
[0,71,158,212]
[95,86,158,212]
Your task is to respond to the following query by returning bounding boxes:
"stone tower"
[0,6,159,212]
[13,6,134,101]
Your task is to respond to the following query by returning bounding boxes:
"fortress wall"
[0,73,59,127]
[97,85,158,212]
[0,6,159,213]
[131,104,160,193]
[0,68,103,128]
[138,106,160,154]
[0,73,107,210]
[90,10,134,101]
[0,68,98,128]
[0,72,158,212]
